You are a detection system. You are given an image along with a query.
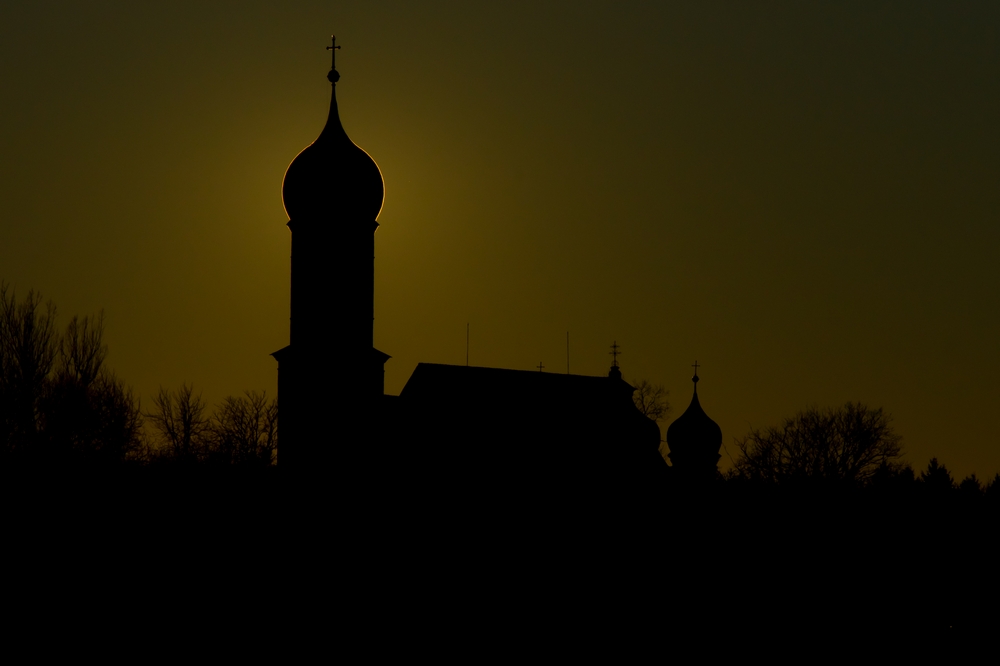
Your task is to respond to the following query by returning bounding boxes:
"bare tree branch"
[146,384,208,464]
[731,402,903,486]
[632,379,670,423]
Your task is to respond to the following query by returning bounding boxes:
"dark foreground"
[3,469,996,653]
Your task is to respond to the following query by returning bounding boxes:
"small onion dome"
[281,66,384,224]
[666,373,722,463]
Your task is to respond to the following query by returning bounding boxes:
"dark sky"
[2,1,999,477]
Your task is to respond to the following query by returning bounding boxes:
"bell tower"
[273,36,387,466]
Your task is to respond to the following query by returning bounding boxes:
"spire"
[318,36,349,145]
[281,35,384,225]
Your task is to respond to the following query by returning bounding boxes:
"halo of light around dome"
[281,136,384,223]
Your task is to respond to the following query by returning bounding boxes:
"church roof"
[384,363,665,487]
[396,363,661,465]
[399,363,634,404]
[398,363,659,444]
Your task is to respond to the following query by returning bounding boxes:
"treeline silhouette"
[4,283,997,491]
[146,384,276,467]
[0,284,275,468]
[723,400,1000,496]
[663,456,999,641]
[2,284,997,642]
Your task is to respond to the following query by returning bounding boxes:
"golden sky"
[2,2,999,477]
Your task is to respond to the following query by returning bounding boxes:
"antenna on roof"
[566,331,570,374]
[466,323,469,367]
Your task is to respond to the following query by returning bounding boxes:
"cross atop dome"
[326,35,341,83]
[327,35,340,65]
[281,33,384,224]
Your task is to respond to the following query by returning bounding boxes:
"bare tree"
[47,311,144,463]
[58,313,106,387]
[1,286,144,464]
[87,371,145,463]
[0,283,58,458]
[632,380,670,423]
[146,384,208,464]
[731,402,903,486]
[205,391,277,466]
[632,379,671,464]
[45,311,145,463]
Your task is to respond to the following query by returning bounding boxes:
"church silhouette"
[271,39,722,487]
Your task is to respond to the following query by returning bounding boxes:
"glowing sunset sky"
[2,1,999,476]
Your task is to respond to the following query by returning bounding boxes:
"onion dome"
[666,366,722,469]
[281,38,384,224]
